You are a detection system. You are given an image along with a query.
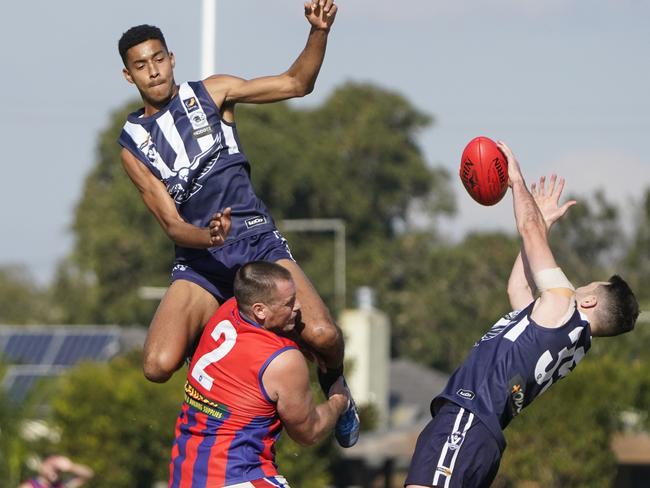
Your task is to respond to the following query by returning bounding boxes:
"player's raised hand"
[304,0,337,31]
[209,207,232,246]
[530,174,577,229]
[496,141,524,187]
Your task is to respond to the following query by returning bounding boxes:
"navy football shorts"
[171,230,295,303]
[405,401,501,488]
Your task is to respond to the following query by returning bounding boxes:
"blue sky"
[1,0,649,283]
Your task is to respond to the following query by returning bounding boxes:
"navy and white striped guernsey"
[434,300,591,451]
[118,81,275,262]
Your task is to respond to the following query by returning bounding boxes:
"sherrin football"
[459,136,509,206]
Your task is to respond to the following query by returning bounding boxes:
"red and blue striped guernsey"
[169,298,298,488]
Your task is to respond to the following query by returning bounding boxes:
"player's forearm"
[512,180,547,240]
[290,396,347,446]
[507,249,536,308]
[285,28,329,96]
[165,220,215,249]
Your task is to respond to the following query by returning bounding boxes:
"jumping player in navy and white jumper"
[405,142,639,488]
[116,1,359,448]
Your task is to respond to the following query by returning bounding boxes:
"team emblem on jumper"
[163,136,222,203]
[182,97,199,112]
[447,431,465,451]
[475,310,520,345]
[189,110,213,138]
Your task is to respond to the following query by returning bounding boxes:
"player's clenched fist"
[209,207,232,246]
[305,1,337,31]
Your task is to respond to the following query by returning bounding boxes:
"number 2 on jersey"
[191,320,237,390]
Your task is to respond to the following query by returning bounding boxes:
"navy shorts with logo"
[171,230,295,303]
[405,401,501,488]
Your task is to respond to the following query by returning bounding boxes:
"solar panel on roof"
[1,334,53,364]
[4,373,54,403]
[0,325,144,402]
[53,334,117,366]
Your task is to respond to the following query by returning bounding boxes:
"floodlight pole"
[201,0,217,78]
[279,219,346,313]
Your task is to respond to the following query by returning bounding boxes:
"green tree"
[621,188,650,304]
[48,352,184,488]
[0,265,46,324]
[549,190,622,284]
[383,232,518,371]
[0,371,28,486]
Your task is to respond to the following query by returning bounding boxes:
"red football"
[459,136,508,206]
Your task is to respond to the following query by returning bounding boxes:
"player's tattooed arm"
[121,148,231,248]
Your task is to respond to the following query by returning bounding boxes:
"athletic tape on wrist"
[533,267,575,292]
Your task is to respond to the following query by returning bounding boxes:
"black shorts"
[171,230,294,302]
[405,402,501,488]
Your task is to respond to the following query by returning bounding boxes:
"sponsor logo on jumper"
[192,125,214,138]
[182,97,199,112]
[447,431,465,451]
[436,466,452,477]
[457,389,475,400]
[245,216,268,228]
[509,375,526,417]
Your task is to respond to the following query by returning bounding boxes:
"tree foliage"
[47,352,184,488]
[0,265,47,324]
[0,375,27,486]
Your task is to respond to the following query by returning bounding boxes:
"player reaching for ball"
[405,141,639,488]
[116,1,359,448]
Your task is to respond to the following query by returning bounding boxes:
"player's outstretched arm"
[203,1,337,109]
[498,142,574,327]
[507,175,577,310]
[121,149,231,248]
[264,348,348,446]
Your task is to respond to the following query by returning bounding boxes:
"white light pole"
[201,0,217,79]
[279,219,347,313]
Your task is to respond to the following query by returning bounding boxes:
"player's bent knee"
[308,322,343,352]
[143,352,181,383]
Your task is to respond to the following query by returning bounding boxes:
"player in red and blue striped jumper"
[169,261,349,488]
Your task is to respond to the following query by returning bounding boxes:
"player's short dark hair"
[234,261,293,314]
[118,24,168,65]
[595,275,639,337]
